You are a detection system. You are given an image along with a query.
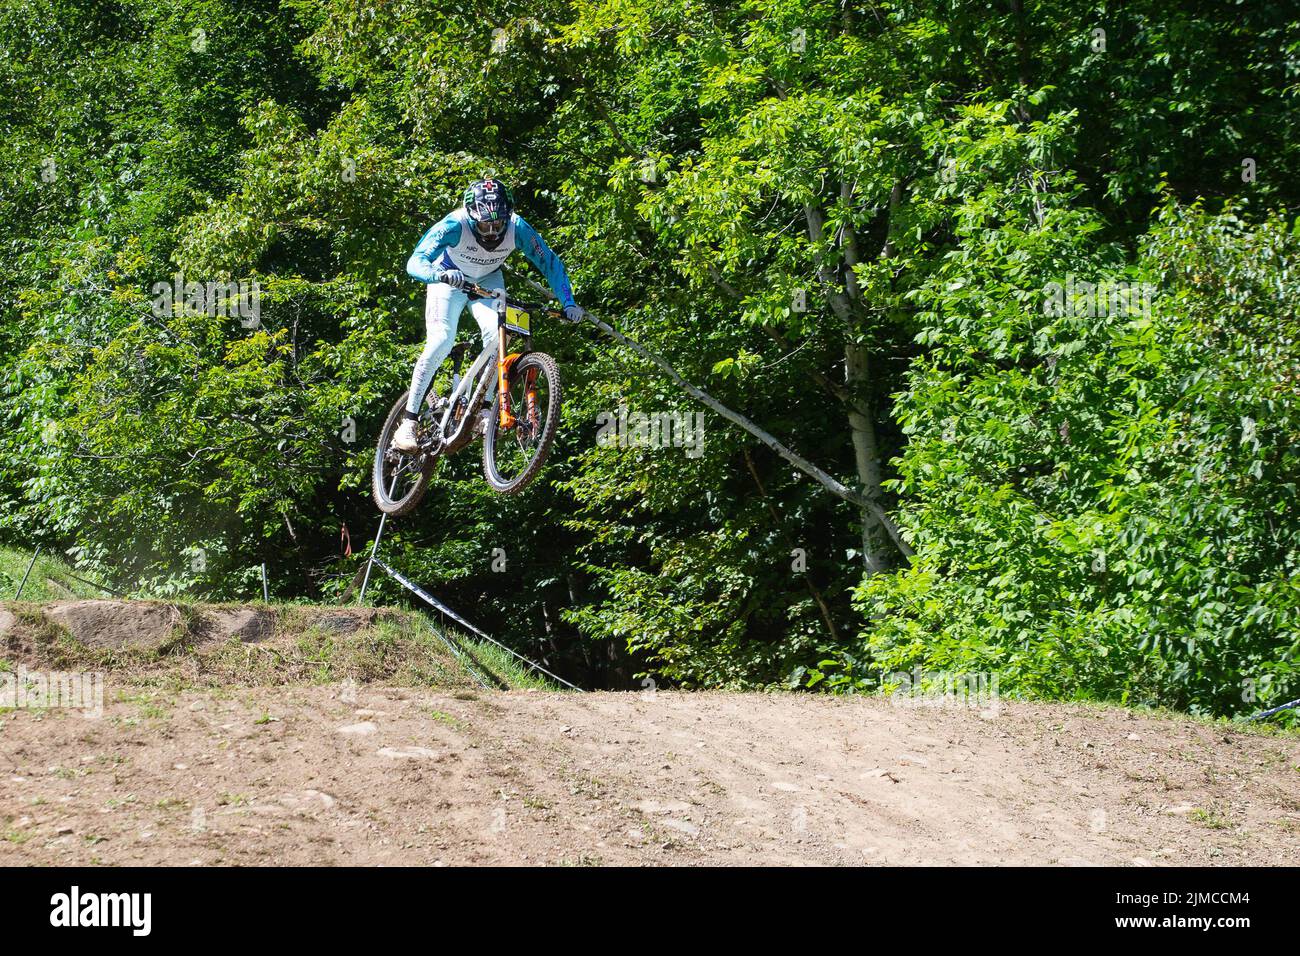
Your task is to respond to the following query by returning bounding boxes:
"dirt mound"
[0,601,480,691]
[205,608,274,644]
[36,601,278,650]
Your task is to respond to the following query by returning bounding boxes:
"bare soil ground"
[3,685,1297,866]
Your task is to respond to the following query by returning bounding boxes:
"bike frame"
[426,282,560,450]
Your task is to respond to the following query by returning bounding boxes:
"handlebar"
[457,279,564,319]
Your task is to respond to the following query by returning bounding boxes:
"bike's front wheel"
[483,352,561,495]
[372,390,438,516]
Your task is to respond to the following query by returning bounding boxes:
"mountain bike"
[372,280,563,516]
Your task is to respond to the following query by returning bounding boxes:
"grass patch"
[427,709,466,730]
[115,691,172,722]
[455,634,559,691]
[1037,697,1300,739]
[0,547,114,601]
[1190,806,1233,830]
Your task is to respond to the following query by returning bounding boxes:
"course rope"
[1246,696,1300,721]
[371,556,584,692]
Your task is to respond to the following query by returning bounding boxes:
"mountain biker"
[392,177,583,452]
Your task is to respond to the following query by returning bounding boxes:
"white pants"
[405,270,504,414]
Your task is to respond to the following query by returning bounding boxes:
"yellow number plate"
[505,306,531,334]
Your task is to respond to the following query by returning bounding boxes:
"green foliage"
[1,0,1297,708]
[855,200,1300,716]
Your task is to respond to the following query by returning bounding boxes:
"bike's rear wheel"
[483,352,561,495]
[372,390,438,516]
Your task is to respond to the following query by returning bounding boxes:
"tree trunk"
[807,193,893,575]
[844,339,890,573]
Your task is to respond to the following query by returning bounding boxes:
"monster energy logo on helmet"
[464,178,514,246]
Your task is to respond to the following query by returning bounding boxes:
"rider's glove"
[438,269,465,290]
[563,305,585,324]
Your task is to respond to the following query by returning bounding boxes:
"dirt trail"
[2,686,1296,866]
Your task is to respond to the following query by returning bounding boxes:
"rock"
[42,601,181,651]
[377,746,441,760]
[208,608,273,643]
[634,799,691,814]
[338,722,377,736]
[0,608,16,639]
[659,818,700,837]
[313,609,377,634]
[279,790,336,810]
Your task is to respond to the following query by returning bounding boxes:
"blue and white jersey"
[406,209,576,308]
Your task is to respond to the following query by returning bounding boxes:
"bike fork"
[495,314,517,429]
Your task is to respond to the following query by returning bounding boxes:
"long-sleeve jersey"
[406,208,576,308]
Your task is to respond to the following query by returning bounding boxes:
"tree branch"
[510,268,914,558]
